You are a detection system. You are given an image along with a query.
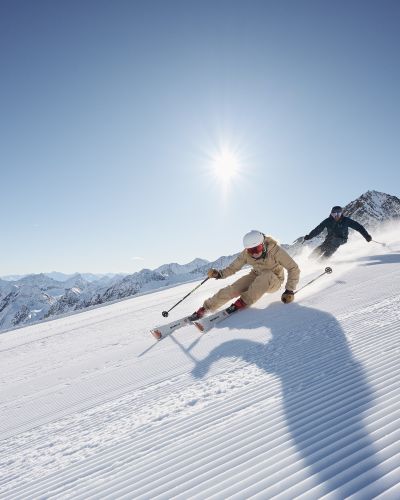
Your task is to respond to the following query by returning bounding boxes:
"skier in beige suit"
[189,230,300,321]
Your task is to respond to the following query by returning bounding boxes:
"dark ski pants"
[310,236,346,260]
[203,270,282,312]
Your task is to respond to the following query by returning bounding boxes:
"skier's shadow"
[360,253,400,265]
[338,252,400,266]
[191,303,381,494]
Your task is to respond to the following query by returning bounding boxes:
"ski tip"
[151,329,162,341]
[194,321,205,332]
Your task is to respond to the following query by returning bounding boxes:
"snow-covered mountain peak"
[16,273,60,287]
[155,258,209,277]
[343,190,400,226]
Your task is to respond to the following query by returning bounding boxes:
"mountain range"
[1,190,399,333]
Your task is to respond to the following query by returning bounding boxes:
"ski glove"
[303,234,311,241]
[207,268,222,279]
[365,234,372,242]
[281,290,294,304]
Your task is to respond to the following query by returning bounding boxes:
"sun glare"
[212,148,240,182]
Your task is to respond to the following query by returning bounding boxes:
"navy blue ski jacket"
[308,216,371,242]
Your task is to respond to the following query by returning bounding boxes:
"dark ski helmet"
[330,206,343,219]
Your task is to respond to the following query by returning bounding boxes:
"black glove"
[365,234,372,242]
[303,234,311,241]
[281,290,294,304]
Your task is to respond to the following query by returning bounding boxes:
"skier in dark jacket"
[304,206,372,260]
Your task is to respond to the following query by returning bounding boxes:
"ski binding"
[194,309,232,333]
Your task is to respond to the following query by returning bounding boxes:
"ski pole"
[372,240,387,247]
[162,277,210,317]
[294,267,333,295]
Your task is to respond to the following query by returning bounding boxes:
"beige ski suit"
[203,236,300,312]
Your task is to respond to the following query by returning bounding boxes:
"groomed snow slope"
[1,231,400,499]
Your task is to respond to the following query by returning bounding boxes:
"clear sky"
[1,0,399,275]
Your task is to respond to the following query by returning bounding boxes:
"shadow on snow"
[360,253,400,266]
[191,302,381,495]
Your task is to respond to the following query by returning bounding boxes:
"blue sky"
[1,0,399,275]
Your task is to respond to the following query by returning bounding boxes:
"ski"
[150,316,191,341]
[194,308,237,333]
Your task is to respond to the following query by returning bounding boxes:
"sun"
[212,148,240,181]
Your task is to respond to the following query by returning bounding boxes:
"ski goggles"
[247,243,264,255]
[331,211,342,217]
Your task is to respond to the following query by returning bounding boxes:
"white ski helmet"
[243,230,264,249]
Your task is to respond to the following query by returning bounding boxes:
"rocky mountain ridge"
[344,190,400,226]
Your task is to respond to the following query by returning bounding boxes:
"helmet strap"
[261,243,267,259]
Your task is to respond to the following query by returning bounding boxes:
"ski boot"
[226,298,246,314]
[188,306,207,322]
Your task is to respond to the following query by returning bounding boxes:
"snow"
[1,227,400,498]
